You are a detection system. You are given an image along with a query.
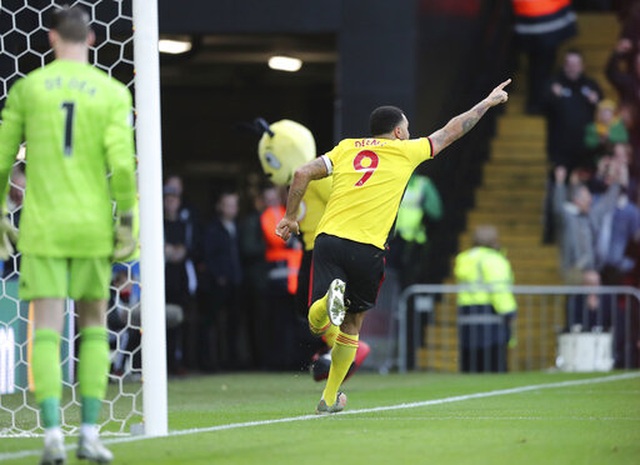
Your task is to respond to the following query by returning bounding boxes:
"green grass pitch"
[1,371,639,464]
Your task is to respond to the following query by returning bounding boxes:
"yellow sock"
[322,325,339,348]
[308,294,330,335]
[322,331,358,405]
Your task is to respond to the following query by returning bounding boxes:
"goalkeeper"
[0,6,136,465]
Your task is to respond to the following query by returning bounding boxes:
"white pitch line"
[1,372,638,462]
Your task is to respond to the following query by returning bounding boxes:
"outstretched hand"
[276,217,299,242]
[486,78,511,107]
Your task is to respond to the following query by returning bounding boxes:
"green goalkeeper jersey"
[0,59,137,257]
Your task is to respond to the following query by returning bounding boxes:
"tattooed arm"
[276,157,328,241]
[429,78,511,156]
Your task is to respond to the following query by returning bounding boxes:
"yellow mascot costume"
[255,118,370,382]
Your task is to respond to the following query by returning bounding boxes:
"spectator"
[163,185,192,375]
[163,174,201,368]
[261,186,301,294]
[605,40,640,177]
[373,172,442,369]
[542,49,602,243]
[199,191,245,370]
[563,268,639,369]
[454,225,517,373]
[618,1,640,56]
[238,188,269,370]
[163,174,200,290]
[164,174,200,231]
[611,142,639,203]
[511,0,577,114]
[587,143,638,200]
[552,164,624,283]
[606,40,640,107]
[546,49,602,170]
[164,174,183,196]
[260,184,304,370]
[584,99,629,165]
[586,147,616,196]
[595,184,640,285]
[388,172,443,286]
[566,270,611,332]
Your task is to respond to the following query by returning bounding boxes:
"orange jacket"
[260,206,302,294]
[512,0,570,17]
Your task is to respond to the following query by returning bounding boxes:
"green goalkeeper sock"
[32,329,62,428]
[78,327,110,424]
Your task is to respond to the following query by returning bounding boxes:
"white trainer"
[77,434,113,464]
[40,431,66,465]
[326,278,347,326]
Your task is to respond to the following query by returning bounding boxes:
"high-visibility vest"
[396,175,442,244]
[260,205,302,295]
[512,0,570,17]
[454,246,517,315]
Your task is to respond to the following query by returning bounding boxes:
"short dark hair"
[51,5,91,43]
[369,106,405,136]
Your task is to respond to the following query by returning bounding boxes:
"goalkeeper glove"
[113,211,136,261]
[0,217,18,261]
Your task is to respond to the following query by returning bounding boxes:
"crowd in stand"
[534,5,640,368]
[541,10,640,289]
[105,176,319,376]
[97,4,640,375]
[106,7,640,375]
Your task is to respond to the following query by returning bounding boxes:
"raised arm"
[276,157,329,241]
[429,78,510,156]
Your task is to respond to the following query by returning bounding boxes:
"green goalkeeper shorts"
[19,255,111,301]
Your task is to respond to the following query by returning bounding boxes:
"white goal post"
[132,0,168,438]
[0,0,167,438]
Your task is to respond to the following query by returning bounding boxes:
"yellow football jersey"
[315,137,433,250]
[297,176,332,251]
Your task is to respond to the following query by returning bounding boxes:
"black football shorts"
[310,233,386,313]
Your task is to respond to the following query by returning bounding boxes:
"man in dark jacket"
[545,49,602,170]
[542,49,602,243]
[200,191,244,370]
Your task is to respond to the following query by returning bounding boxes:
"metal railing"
[396,284,640,373]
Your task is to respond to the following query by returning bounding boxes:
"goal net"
[0,0,143,437]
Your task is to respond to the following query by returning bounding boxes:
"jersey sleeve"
[403,137,433,165]
[323,141,347,172]
[104,84,137,213]
[0,79,26,212]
